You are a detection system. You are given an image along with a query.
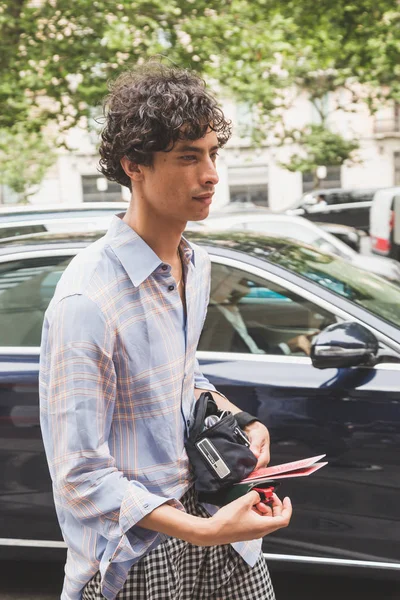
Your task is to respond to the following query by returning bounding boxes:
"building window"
[302,166,341,193]
[0,184,20,205]
[228,163,269,207]
[394,152,400,186]
[81,176,122,202]
[229,184,268,207]
[374,103,400,134]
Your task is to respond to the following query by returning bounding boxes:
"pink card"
[242,454,327,482]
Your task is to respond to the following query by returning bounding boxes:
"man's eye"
[181,155,197,161]
[211,152,219,161]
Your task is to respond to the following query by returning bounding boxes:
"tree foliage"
[0,0,210,134]
[204,0,400,118]
[2,0,399,134]
[279,125,360,187]
[1,0,399,195]
[0,124,55,201]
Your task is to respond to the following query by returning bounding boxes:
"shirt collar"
[105,213,195,287]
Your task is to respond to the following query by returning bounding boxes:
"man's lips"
[193,192,214,205]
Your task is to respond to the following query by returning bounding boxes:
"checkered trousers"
[82,487,275,600]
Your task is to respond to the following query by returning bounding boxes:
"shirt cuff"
[103,483,185,566]
[194,376,217,392]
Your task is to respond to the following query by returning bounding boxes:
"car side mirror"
[310,321,379,369]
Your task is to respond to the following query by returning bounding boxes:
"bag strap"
[189,391,218,440]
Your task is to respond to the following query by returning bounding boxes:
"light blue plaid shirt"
[39,215,262,600]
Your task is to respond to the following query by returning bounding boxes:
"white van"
[370,187,400,259]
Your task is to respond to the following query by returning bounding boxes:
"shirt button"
[187,419,190,426]
[161,264,168,271]
[168,285,175,291]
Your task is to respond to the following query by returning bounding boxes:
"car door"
[0,251,75,549]
[197,255,400,567]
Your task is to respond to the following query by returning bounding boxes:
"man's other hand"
[202,491,292,545]
[244,421,270,469]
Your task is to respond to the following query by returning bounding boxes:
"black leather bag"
[185,392,257,503]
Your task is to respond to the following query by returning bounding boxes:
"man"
[208,270,317,355]
[39,63,292,600]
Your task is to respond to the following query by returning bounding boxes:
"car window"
[0,255,73,347]
[198,262,338,355]
[321,190,373,205]
[0,224,47,239]
[349,190,375,203]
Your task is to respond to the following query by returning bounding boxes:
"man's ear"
[120,157,144,181]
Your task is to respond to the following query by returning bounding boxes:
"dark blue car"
[0,230,399,579]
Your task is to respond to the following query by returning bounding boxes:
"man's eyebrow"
[174,144,220,153]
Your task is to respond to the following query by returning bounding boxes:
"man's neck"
[122,199,186,264]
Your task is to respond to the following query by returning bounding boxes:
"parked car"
[314,221,365,253]
[287,187,381,232]
[192,212,400,283]
[0,202,129,241]
[370,187,400,260]
[208,202,365,252]
[0,229,400,581]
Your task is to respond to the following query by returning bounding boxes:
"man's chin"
[191,206,211,221]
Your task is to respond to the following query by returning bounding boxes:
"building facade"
[2,93,399,212]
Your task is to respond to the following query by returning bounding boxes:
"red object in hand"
[252,486,275,504]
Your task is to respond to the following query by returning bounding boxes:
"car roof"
[208,212,311,224]
[0,202,129,215]
[0,227,305,258]
[0,230,106,256]
[0,203,129,225]
[207,209,270,220]
[304,187,380,195]
[210,202,270,214]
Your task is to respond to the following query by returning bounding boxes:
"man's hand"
[287,331,319,355]
[201,490,292,546]
[137,489,292,548]
[244,420,270,469]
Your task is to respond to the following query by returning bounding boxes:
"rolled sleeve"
[194,357,217,391]
[103,484,184,566]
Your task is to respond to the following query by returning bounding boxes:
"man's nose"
[201,159,219,186]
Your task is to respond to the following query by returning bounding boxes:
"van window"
[309,189,376,206]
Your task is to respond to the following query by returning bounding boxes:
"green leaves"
[0,123,56,201]
[1,0,399,195]
[279,124,360,184]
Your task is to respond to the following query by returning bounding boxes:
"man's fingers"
[246,490,261,506]
[249,435,270,467]
[269,493,291,514]
[249,442,261,459]
[273,496,292,521]
[254,502,273,516]
[255,446,270,469]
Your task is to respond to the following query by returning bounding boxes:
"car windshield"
[266,243,400,327]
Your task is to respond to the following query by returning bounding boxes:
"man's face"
[139,129,220,223]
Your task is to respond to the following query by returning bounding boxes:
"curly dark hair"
[98,62,232,190]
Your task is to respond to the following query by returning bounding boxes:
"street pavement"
[0,560,398,599]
